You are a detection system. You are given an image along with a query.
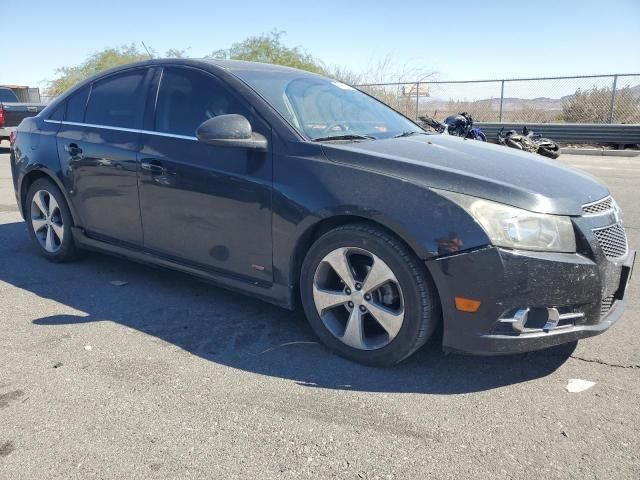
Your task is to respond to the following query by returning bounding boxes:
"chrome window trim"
[43,119,198,141]
[153,67,164,123]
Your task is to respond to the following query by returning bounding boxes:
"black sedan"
[9,59,635,365]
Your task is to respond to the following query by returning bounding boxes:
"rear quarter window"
[65,86,90,122]
[48,102,66,121]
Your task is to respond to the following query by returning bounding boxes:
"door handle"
[140,159,167,175]
[65,143,83,158]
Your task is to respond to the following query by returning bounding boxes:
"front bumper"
[426,246,635,355]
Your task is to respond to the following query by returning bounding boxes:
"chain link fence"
[356,74,640,124]
[40,95,57,104]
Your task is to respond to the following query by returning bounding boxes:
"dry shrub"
[327,55,437,118]
[562,86,640,123]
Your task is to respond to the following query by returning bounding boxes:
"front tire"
[538,143,561,159]
[25,178,80,262]
[300,223,439,366]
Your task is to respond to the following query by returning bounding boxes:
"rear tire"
[466,131,487,142]
[25,178,80,262]
[300,223,439,366]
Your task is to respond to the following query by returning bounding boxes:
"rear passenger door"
[56,68,154,247]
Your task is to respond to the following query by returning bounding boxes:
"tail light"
[0,105,4,126]
[9,130,17,146]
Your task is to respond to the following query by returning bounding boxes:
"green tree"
[208,31,325,74]
[47,44,187,96]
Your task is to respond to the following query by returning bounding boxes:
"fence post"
[499,80,505,122]
[415,82,420,121]
[608,74,618,124]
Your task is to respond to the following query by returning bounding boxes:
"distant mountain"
[626,84,640,98]
[420,83,640,113]
[421,96,564,113]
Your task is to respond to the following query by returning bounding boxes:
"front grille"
[600,295,615,318]
[593,223,628,260]
[582,196,614,215]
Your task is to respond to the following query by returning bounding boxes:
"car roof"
[97,58,320,77]
[41,58,322,121]
[199,58,317,74]
[55,59,321,98]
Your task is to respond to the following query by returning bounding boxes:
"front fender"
[271,146,490,300]
[299,182,489,260]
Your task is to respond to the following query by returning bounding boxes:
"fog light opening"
[497,307,585,334]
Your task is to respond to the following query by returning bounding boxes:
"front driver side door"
[137,66,273,284]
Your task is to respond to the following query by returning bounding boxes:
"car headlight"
[439,190,576,253]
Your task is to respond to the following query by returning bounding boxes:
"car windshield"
[235,70,423,141]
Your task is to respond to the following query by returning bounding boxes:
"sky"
[2,0,639,94]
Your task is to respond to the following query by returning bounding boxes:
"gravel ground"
[0,142,638,479]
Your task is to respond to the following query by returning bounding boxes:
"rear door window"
[85,70,147,129]
[154,67,248,137]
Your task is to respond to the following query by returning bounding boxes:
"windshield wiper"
[312,134,377,142]
[393,131,426,138]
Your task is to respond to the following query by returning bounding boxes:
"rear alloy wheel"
[301,223,438,366]
[25,178,80,262]
[31,189,64,253]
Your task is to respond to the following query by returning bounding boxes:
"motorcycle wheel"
[538,146,561,159]
[466,131,487,142]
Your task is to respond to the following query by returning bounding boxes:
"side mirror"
[195,114,267,151]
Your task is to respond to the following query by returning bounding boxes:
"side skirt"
[71,227,293,310]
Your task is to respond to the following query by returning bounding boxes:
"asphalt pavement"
[0,141,638,479]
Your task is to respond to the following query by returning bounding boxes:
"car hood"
[321,134,609,216]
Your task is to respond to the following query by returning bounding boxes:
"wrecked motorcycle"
[498,126,561,159]
[419,112,487,141]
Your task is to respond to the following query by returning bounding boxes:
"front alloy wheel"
[313,247,405,350]
[301,223,438,366]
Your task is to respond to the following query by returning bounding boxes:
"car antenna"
[141,41,154,59]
